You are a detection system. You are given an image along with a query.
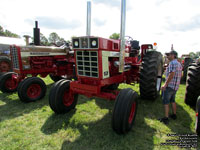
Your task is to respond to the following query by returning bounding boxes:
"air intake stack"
[119,0,126,73]
[86,1,91,36]
[33,21,40,46]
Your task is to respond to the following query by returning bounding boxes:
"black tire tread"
[139,51,163,100]
[185,63,200,107]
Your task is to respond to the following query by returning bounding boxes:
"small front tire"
[49,80,78,114]
[112,88,138,134]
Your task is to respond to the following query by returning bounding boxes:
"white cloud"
[0,0,199,55]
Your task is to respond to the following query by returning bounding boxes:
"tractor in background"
[180,54,193,82]
[0,37,25,76]
[184,58,200,135]
[48,0,163,134]
[0,21,75,103]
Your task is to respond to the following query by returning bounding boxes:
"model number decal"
[30,52,50,55]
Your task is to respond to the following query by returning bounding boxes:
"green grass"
[0,77,199,150]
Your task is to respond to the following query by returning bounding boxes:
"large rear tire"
[0,56,12,74]
[49,80,78,114]
[195,96,200,136]
[18,77,46,102]
[140,51,163,100]
[182,58,193,82]
[0,72,18,93]
[112,88,138,134]
[184,63,200,107]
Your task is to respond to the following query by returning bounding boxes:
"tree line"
[0,25,20,38]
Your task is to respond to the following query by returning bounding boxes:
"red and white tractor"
[0,22,75,102]
[48,0,163,134]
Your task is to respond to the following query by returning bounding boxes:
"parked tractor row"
[0,0,171,134]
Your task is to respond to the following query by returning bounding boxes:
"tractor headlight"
[75,41,79,47]
[73,39,79,48]
[90,38,98,48]
[91,40,97,47]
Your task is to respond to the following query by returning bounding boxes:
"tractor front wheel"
[140,51,163,100]
[49,80,78,114]
[0,72,18,93]
[112,88,138,134]
[18,77,46,102]
[195,96,200,136]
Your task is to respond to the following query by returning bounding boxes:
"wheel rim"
[27,84,41,99]
[128,101,136,124]
[5,77,17,90]
[0,61,10,72]
[63,90,74,106]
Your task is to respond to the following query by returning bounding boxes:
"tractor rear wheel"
[112,88,138,134]
[0,56,12,74]
[182,58,193,82]
[49,80,78,114]
[18,77,46,102]
[195,96,200,136]
[140,51,163,100]
[0,72,18,93]
[184,63,200,107]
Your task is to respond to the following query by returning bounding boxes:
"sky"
[0,0,200,56]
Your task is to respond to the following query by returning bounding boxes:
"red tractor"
[48,0,163,134]
[0,22,75,102]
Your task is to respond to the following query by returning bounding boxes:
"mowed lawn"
[0,76,199,150]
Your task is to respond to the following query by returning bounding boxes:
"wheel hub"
[27,84,41,99]
[5,78,17,90]
[63,90,74,106]
[128,101,136,124]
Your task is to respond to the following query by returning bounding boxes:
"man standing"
[159,50,182,124]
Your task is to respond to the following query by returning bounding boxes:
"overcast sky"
[0,0,200,55]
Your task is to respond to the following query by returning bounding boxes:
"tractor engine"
[72,36,140,87]
[10,45,74,78]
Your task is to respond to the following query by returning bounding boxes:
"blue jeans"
[162,87,177,105]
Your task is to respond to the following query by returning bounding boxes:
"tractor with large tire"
[0,50,12,76]
[48,0,163,134]
[0,22,75,103]
[181,54,193,82]
[0,36,25,76]
[184,59,200,135]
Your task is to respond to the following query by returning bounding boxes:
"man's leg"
[170,90,177,120]
[159,88,171,124]
[164,104,169,118]
[171,102,176,115]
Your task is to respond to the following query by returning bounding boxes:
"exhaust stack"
[33,21,40,46]
[119,0,126,72]
[86,1,91,36]
[23,35,31,46]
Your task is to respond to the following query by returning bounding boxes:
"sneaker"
[158,117,169,125]
[169,114,177,120]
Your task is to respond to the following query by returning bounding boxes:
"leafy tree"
[189,52,200,59]
[48,32,60,44]
[40,33,49,46]
[109,33,120,40]
[0,25,20,38]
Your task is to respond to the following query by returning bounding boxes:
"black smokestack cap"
[33,21,40,45]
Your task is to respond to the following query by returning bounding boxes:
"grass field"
[0,76,199,150]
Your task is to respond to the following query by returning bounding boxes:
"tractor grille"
[10,46,20,69]
[76,50,98,78]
